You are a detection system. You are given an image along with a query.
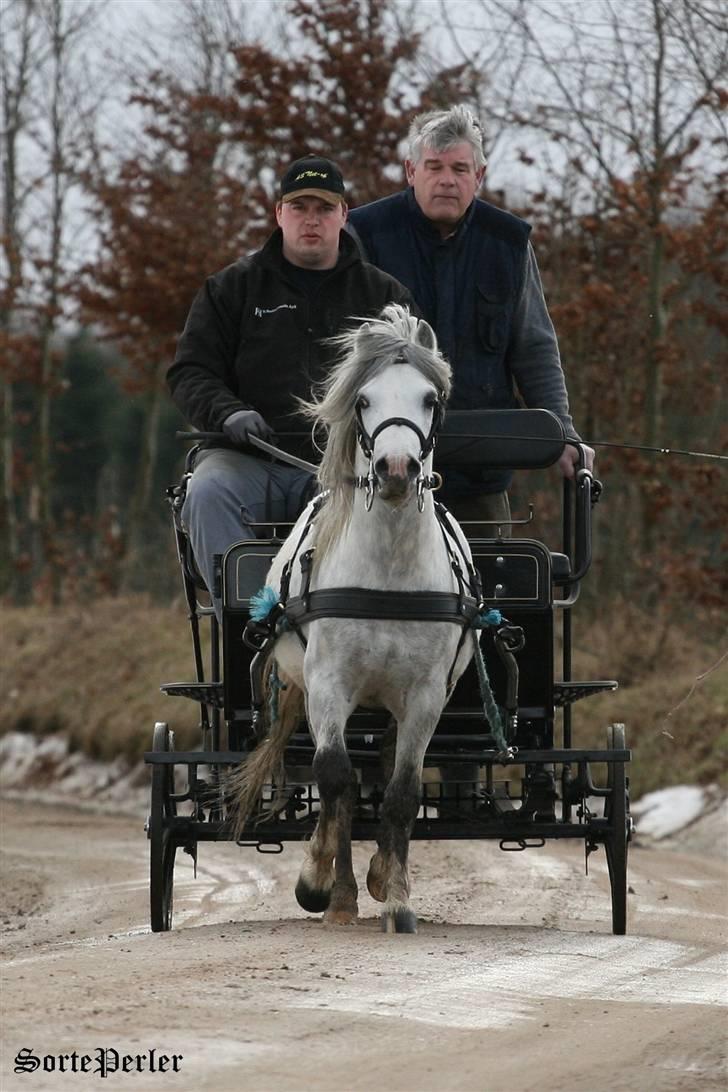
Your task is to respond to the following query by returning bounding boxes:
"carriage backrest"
[436,409,565,470]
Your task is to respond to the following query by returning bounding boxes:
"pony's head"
[300,305,451,546]
[354,349,444,502]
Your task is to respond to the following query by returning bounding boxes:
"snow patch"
[631,785,717,840]
[0,731,148,815]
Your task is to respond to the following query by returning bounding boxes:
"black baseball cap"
[279,155,346,206]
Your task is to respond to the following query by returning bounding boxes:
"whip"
[177,430,728,467]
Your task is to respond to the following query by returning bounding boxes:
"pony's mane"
[299,304,451,556]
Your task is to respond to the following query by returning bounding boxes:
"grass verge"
[2,597,726,799]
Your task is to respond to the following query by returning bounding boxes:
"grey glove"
[222,409,275,446]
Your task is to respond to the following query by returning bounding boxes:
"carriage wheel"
[604,723,629,935]
[149,721,177,932]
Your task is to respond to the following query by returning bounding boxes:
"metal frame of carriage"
[145,410,632,935]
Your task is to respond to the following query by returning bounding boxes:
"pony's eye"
[356,395,370,411]
[424,393,438,409]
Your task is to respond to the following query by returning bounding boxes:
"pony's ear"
[415,318,437,351]
[355,320,372,343]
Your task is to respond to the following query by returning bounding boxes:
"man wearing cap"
[168,155,414,616]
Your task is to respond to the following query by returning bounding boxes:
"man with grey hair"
[348,104,594,526]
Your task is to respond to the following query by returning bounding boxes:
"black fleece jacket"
[168,228,414,437]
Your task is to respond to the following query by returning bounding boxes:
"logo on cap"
[280,156,345,204]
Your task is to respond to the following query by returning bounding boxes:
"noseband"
[355,408,440,462]
[353,375,445,512]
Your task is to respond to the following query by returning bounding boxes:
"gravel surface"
[1,796,726,1091]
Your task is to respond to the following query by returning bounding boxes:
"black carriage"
[145,409,631,934]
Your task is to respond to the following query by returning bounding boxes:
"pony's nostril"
[374,456,390,480]
[407,456,421,479]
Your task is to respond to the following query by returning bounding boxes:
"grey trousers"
[181,448,314,617]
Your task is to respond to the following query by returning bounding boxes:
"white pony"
[231,304,481,933]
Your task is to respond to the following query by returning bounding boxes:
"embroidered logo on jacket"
[254,303,298,318]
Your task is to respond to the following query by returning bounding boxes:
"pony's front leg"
[367,704,440,934]
[296,689,359,925]
[295,801,337,914]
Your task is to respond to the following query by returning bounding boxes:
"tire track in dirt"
[1,798,726,1092]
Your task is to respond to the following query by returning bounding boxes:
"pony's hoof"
[323,908,358,926]
[366,856,387,902]
[295,877,331,914]
[381,908,417,934]
[366,874,386,903]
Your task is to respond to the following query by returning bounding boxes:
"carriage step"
[160,682,224,707]
[553,680,618,706]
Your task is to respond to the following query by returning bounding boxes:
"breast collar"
[278,496,483,632]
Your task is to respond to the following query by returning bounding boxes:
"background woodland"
[2,0,726,630]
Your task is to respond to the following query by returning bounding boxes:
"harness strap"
[278,493,327,604]
[285,587,481,626]
[434,500,484,604]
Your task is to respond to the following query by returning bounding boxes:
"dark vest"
[348,190,531,413]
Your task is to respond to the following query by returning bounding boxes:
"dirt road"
[1,797,726,1092]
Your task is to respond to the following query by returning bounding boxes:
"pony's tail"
[227,657,304,839]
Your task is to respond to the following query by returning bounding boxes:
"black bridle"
[354,382,446,463]
[353,382,446,511]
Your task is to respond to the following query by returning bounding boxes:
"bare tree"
[0,0,102,600]
[2,2,35,589]
[1,0,45,597]
[79,0,259,588]
[433,0,531,170]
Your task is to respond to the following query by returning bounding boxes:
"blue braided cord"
[249,585,280,622]
[471,631,512,755]
[474,608,502,629]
